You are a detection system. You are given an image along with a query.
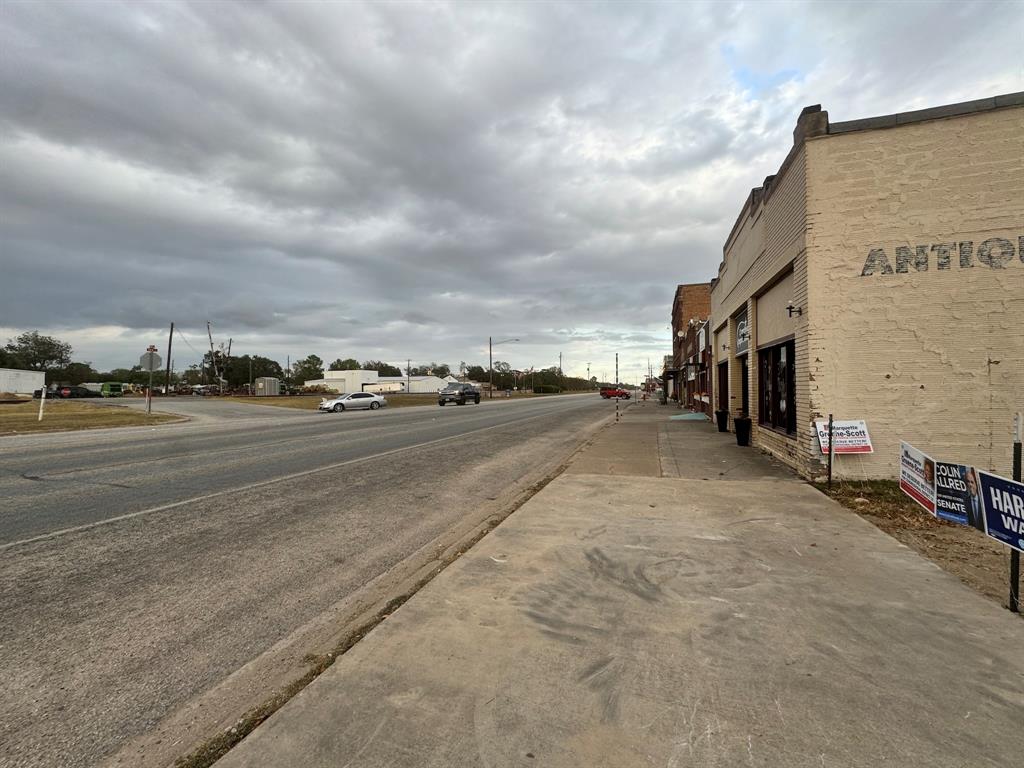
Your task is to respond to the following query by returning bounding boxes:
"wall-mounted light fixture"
[786,301,803,317]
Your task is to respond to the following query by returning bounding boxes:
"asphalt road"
[0,394,612,768]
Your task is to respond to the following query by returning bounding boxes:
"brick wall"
[672,282,712,370]
[804,104,1024,477]
[712,146,810,474]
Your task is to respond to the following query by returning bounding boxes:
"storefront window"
[758,340,796,434]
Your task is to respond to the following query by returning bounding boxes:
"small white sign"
[899,441,936,515]
[814,419,873,454]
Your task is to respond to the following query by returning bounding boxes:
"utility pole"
[224,338,232,391]
[407,358,411,393]
[559,352,562,392]
[615,353,619,386]
[489,339,493,399]
[206,322,220,386]
[165,322,174,395]
[587,362,591,389]
[249,357,253,393]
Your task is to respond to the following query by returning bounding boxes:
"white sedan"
[318,392,387,413]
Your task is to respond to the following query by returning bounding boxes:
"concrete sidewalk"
[217,402,1023,767]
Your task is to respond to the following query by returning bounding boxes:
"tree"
[219,355,283,387]
[291,354,324,383]
[4,331,72,371]
[201,350,228,384]
[329,358,361,371]
[184,365,204,386]
[465,365,486,382]
[55,362,96,385]
[362,360,402,377]
[402,362,452,377]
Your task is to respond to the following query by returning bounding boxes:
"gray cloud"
[1,0,1020,376]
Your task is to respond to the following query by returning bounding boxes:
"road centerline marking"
[0,400,596,551]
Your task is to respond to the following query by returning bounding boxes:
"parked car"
[33,385,98,399]
[600,387,631,399]
[438,383,481,406]
[318,392,387,413]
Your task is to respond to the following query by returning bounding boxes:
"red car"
[599,387,630,399]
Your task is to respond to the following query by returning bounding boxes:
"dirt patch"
[0,400,179,434]
[817,480,1020,612]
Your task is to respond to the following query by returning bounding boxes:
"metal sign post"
[1011,412,1022,613]
[827,414,834,492]
[140,346,162,415]
[37,385,46,422]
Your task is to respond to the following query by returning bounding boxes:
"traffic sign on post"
[140,346,162,414]
[139,351,162,372]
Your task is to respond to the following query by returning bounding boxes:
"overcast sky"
[1,1,1021,380]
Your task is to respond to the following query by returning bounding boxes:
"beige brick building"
[711,92,1023,479]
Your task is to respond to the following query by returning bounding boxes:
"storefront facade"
[712,93,1024,478]
[666,282,711,406]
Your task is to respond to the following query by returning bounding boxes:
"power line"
[175,328,203,356]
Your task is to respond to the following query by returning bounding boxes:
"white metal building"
[254,377,281,396]
[0,367,45,395]
[304,370,458,394]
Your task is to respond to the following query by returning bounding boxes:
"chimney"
[793,104,829,144]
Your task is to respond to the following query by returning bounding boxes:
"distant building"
[0,367,45,395]
[664,282,711,404]
[254,377,281,396]
[304,369,458,394]
[710,91,1023,478]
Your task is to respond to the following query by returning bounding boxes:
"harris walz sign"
[977,471,1024,553]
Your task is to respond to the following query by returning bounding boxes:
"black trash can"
[714,410,729,433]
[734,416,751,446]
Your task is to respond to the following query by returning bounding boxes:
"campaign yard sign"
[899,442,936,514]
[814,420,873,454]
[934,462,972,526]
[977,470,1024,554]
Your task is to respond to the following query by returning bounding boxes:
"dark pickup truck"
[438,383,481,406]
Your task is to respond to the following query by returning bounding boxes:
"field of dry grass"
[0,399,180,435]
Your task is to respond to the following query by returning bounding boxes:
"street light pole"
[488,337,519,399]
